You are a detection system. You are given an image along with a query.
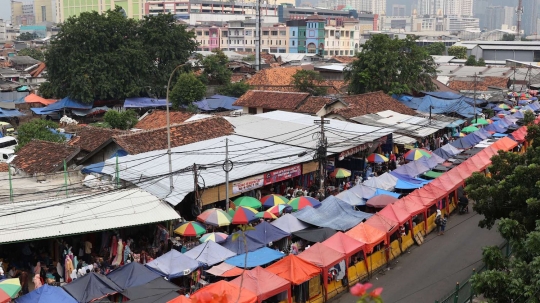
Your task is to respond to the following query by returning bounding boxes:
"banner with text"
[264,165,302,185]
[233,175,264,194]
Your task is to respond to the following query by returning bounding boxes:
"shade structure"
[230,267,291,303]
[496,103,511,110]
[145,250,200,279]
[235,196,262,209]
[184,240,237,267]
[287,196,321,211]
[367,153,389,163]
[266,255,322,285]
[121,277,180,303]
[0,290,9,303]
[403,149,432,161]
[322,232,365,260]
[363,172,399,191]
[293,227,337,243]
[222,231,265,254]
[336,189,365,206]
[267,204,293,216]
[192,280,257,303]
[256,211,278,220]
[298,243,345,300]
[232,206,259,224]
[378,204,411,225]
[62,273,122,303]
[346,223,388,253]
[106,261,162,289]
[246,221,290,245]
[167,296,191,303]
[365,213,399,236]
[197,208,232,227]
[260,194,289,208]
[348,184,376,200]
[225,247,285,268]
[373,189,401,199]
[0,279,21,298]
[461,125,479,134]
[205,263,244,278]
[471,118,489,125]
[271,213,309,234]
[174,221,206,237]
[329,168,351,178]
[200,232,228,243]
[15,284,77,303]
[366,195,399,209]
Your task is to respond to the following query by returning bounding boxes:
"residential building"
[57,0,145,23]
[287,19,305,53]
[11,1,35,25]
[361,0,385,15]
[305,14,325,55]
[392,4,405,16]
[0,20,6,42]
[22,4,34,15]
[234,90,311,114]
[260,24,289,54]
[11,1,23,24]
[461,0,473,17]
[278,4,358,22]
[324,18,358,56]
[34,0,57,23]
[522,0,539,36]
[446,16,479,32]
[486,6,506,31]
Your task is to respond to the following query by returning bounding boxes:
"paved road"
[332,211,502,303]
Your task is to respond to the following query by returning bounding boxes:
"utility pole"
[255,0,261,71]
[473,72,478,121]
[314,118,329,192]
[193,163,200,213]
[516,0,523,41]
[223,138,233,212]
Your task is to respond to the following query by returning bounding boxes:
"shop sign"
[264,165,302,185]
[327,158,335,171]
[233,175,264,194]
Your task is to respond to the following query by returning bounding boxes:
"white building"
[446,16,479,31]
[359,0,385,15]
[0,20,6,42]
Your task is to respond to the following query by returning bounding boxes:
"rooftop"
[233,90,310,110]
[295,96,334,114]
[246,66,303,86]
[68,126,127,153]
[12,140,80,174]
[327,91,418,119]
[8,56,40,66]
[135,110,193,130]
[448,76,508,91]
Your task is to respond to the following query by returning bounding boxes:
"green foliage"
[17,48,45,62]
[89,121,111,128]
[218,81,251,97]
[424,42,446,56]
[103,110,139,130]
[243,54,256,61]
[344,34,436,95]
[448,46,468,59]
[199,49,232,85]
[46,9,196,104]
[38,82,55,99]
[16,119,65,151]
[465,55,478,66]
[524,110,536,125]
[291,70,328,96]
[501,33,515,41]
[477,57,486,66]
[169,73,206,109]
[18,32,38,41]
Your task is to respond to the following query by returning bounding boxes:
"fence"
[435,241,512,303]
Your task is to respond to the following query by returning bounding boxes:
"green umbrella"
[234,196,262,209]
[461,125,479,134]
[471,118,489,126]
[227,208,236,217]
[0,279,21,298]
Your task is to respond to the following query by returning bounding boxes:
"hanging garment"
[336,260,346,281]
[33,274,43,289]
[123,244,131,264]
[110,236,118,259]
[112,239,124,266]
[65,256,74,283]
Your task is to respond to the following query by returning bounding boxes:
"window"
[235,30,239,35]
[292,31,295,36]
[307,43,316,53]
[279,31,286,36]
[330,30,334,36]
[279,40,281,45]
[204,31,209,36]
[271,31,278,36]
[330,50,334,55]
[262,31,269,35]
[41,5,46,21]
[262,40,264,45]
[248,107,257,114]
[270,40,272,45]
[196,31,202,36]
[222,31,228,37]
[292,40,295,46]
[345,31,349,37]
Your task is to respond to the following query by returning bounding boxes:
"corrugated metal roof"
[480,45,540,51]
[0,189,179,244]
[393,134,416,145]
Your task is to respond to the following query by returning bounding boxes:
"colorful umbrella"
[197,208,232,227]
[0,289,9,303]
[256,211,278,220]
[0,279,21,298]
[200,232,228,243]
[366,153,389,163]
[231,206,258,224]
[403,148,432,161]
[267,204,293,216]
[234,196,262,209]
[496,103,511,110]
[459,133,466,137]
[288,196,322,211]
[471,118,489,125]
[227,208,236,217]
[174,221,206,237]
[330,168,351,178]
[510,108,518,113]
[260,194,289,208]
[461,125,479,134]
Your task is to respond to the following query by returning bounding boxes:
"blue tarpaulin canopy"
[31,97,92,114]
[145,250,200,279]
[48,128,73,140]
[433,144,461,159]
[0,108,24,117]
[81,150,128,174]
[393,160,430,177]
[373,189,401,198]
[395,179,424,190]
[400,95,482,118]
[124,97,167,108]
[107,261,162,289]
[389,171,424,184]
[225,247,285,268]
[422,91,463,100]
[348,184,376,200]
[193,95,241,111]
[294,196,372,231]
[222,231,265,254]
[16,284,77,303]
[184,241,237,267]
[271,214,309,234]
[62,272,122,303]
[246,221,290,245]
[336,189,366,206]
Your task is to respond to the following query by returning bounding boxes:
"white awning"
[0,189,180,244]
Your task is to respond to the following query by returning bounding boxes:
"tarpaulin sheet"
[362,172,398,191]
[222,231,265,254]
[403,95,482,118]
[32,97,92,114]
[366,194,399,208]
[0,108,24,117]
[393,160,430,177]
[194,95,241,111]
[433,144,461,159]
[378,204,411,225]
[271,214,309,234]
[192,281,257,303]
[293,196,372,231]
[365,213,399,234]
[390,172,425,184]
[72,106,109,116]
[346,223,387,253]
[425,153,445,168]
[298,243,344,269]
[373,189,401,198]
[106,261,162,289]
[184,241,237,267]
[422,91,463,100]
[393,197,425,216]
[395,179,424,189]
[225,247,285,268]
[322,232,365,258]
[348,184,376,200]
[121,277,180,301]
[293,227,337,243]
[266,255,321,285]
[16,284,77,303]
[62,273,122,303]
[230,267,291,303]
[336,189,365,206]
[24,93,57,105]
[246,221,290,245]
[205,263,244,277]
[145,250,200,279]
[124,97,167,108]
[511,126,527,142]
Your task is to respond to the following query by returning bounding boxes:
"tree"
[477,57,486,66]
[465,55,478,66]
[501,33,515,41]
[448,46,468,59]
[198,49,232,85]
[169,73,206,109]
[103,110,139,130]
[17,48,45,62]
[291,70,328,96]
[16,119,65,151]
[218,81,251,97]
[425,42,446,56]
[37,82,55,99]
[344,34,436,95]
[18,32,38,41]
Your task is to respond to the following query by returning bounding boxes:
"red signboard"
[264,165,302,185]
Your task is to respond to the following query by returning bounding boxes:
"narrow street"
[332,211,503,303]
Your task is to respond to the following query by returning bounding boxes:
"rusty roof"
[431,78,458,93]
[330,56,357,63]
[135,110,193,130]
[233,90,310,110]
[448,76,508,91]
[114,116,235,155]
[29,62,46,77]
[13,140,80,174]
[246,66,303,86]
[295,96,334,114]
[327,91,418,119]
[68,126,127,153]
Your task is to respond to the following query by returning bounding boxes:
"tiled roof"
[13,140,80,174]
[327,91,418,119]
[295,96,334,114]
[68,126,127,153]
[233,90,310,110]
[246,67,302,86]
[448,76,508,91]
[330,56,356,63]
[231,74,247,83]
[135,110,193,130]
[431,78,458,93]
[114,116,235,155]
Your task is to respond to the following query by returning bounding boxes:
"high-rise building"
[358,0,385,15]
[34,0,57,23]
[445,0,461,16]
[0,20,6,42]
[486,6,505,30]
[416,0,431,16]
[503,6,514,27]
[522,0,539,35]
[58,0,145,23]
[392,4,405,16]
[11,1,23,24]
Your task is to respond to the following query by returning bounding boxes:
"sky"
[1,0,33,23]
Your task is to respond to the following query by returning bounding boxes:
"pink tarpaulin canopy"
[230,267,291,303]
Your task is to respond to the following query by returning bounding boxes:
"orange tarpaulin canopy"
[24,93,57,105]
[298,243,344,269]
[492,137,518,151]
[393,197,425,217]
[167,295,192,303]
[365,213,399,235]
[429,174,459,192]
[378,203,411,225]
[191,280,257,303]
[230,267,291,303]
[407,189,437,207]
[346,223,387,253]
[511,127,527,142]
[266,255,321,285]
[322,232,365,258]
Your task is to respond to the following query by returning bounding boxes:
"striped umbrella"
[330,168,351,178]
[234,196,262,209]
[174,221,206,237]
[0,279,21,298]
[288,196,322,211]
[231,206,258,224]
[267,204,293,216]
[256,211,278,220]
[366,153,389,163]
[200,232,228,243]
[403,148,432,161]
[260,194,289,208]
[197,208,232,227]
[496,103,511,110]
[0,289,9,303]
[227,208,236,217]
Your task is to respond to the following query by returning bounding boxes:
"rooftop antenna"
[516,0,523,40]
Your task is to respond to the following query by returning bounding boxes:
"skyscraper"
[522,0,539,35]
[392,4,405,16]
[486,6,505,30]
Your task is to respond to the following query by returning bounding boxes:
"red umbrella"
[231,206,258,225]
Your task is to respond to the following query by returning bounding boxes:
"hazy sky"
[1,0,12,22]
